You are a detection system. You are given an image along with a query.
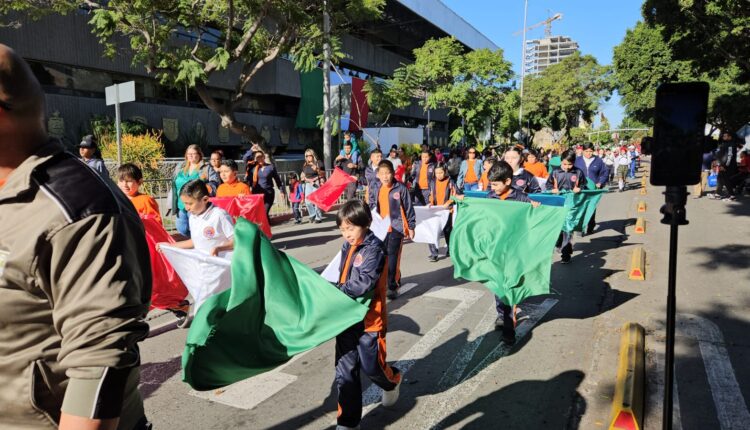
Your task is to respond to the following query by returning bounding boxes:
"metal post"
[322,0,332,170]
[426,92,430,147]
[115,84,122,166]
[518,0,529,129]
[660,185,688,430]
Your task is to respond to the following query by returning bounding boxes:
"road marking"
[414,298,558,429]
[359,286,484,409]
[678,314,750,429]
[651,344,683,430]
[398,282,419,297]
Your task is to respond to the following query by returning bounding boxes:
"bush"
[100,130,166,180]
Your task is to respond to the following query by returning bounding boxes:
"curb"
[609,322,645,430]
[628,247,646,281]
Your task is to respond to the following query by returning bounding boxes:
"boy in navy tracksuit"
[485,161,540,344]
[363,148,382,202]
[427,163,456,261]
[368,160,416,300]
[334,200,401,430]
[504,147,542,194]
[410,149,435,206]
[546,149,587,263]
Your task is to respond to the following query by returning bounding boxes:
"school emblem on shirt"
[392,192,400,199]
[571,175,578,183]
[516,179,526,187]
[353,254,364,268]
[203,226,216,239]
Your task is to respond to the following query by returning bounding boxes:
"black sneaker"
[445,250,450,257]
[387,289,399,300]
[494,316,504,331]
[428,255,438,262]
[561,254,571,264]
[294,219,302,224]
[501,329,516,345]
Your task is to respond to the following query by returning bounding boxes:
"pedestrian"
[78,134,107,177]
[547,149,587,264]
[172,144,217,236]
[484,161,540,344]
[628,145,639,178]
[158,179,234,257]
[523,149,549,179]
[247,150,286,216]
[335,140,362,200]
[457,146,483,191]
[427,163,456,261]
[547,149,561,175]
[339,131,361,163]
[117,163,161,223]
[446,149,462,183]
[712,131,741,201]
[0,43,152,429]
[363,148,383,202]
[433,146,445,163]
[614,147,630,192]
[288,172,304,224]
[575,143,609,235]
[302,148,326,223]
[410,148,435,205]
[504,147,542,195]
[207,150,224,192]
[368,160,416,300]
[386,145,403,171]
[693,139,715,199]
[603,148,615,184]
[478,157,496,191]
[333,200,402,430]
[216,159,252,197]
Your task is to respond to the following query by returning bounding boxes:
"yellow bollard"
[628,247,646,281]
[608,323,645,430]
[634,217,645,234]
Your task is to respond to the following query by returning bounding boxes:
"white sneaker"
[336,425,360,430]
[381,379,401,408]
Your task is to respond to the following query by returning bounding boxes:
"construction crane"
[513,12,563,38]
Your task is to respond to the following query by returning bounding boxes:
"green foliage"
[523,53,613,136]
[100,131,166,180]
[89,115,148,143]
[367,37,514,146]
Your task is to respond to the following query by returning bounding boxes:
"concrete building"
[0,1,497,157]
[523,36,579,76]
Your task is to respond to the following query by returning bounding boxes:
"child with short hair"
[333,200,401,430]
[546,149,587,263]
[427,163,457,261]
[614,147,631,192]
[485,160,540,344]
[159,180,235,257]
[117,163,161,223]
[368,160,416,300]
[216,159,252,198]
[478,157,496,191]
[288,172,304,224]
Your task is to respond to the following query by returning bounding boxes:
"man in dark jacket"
[574,143,609,234]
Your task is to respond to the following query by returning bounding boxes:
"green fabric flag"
[295,68,324,129]
[450,198,569,306]
[558,189,608,233]
[182,218,368,390]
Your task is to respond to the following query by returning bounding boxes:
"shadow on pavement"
[139,355,182,399]
[689,244,750,280]
[273,233,341,250]
[271,225,335,241]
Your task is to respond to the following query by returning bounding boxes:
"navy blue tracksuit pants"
[384,231,404,292]
[335,321,400,428]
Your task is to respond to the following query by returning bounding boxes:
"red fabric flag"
[348,77,370,132]
[141,215,189,310]
[305,168,357,212]
[395,164,406,182]
[210,195,273,238]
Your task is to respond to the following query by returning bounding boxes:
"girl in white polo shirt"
[160,179,235,256]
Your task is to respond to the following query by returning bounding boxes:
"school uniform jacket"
[336,231,388,332]
[487,188,533,203]
[428,178,457,206]
[511,169,542,194]
[364,164,378,186]
[546,167,588,191]
[410,160,435,190]
[575,156,609,186]
[368,180,416,236]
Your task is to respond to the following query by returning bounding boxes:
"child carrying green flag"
[334,200,402,430]
[546,149,587,264]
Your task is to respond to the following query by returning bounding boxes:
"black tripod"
[661,185,688,430]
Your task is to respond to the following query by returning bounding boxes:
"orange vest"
[216,180,252,197]
[465,159,478,183]
[130,194,161,223]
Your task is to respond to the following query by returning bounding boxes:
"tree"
[612,21,692,125]
[522,52,613,136]
[3,1,384,153]
[642,0,750,81]
[366,37,514,146]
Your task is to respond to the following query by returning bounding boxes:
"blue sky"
[442,0,644,128]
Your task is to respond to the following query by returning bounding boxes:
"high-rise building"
[523,36,579,75]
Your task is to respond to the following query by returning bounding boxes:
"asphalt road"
[139,162,750,429]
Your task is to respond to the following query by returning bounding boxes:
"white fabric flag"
[413,206,451,247]
[161,246,232,314]
[370,210,391,241]
[321,252,342,283]
[535,177,547,192]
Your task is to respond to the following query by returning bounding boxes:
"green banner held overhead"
[295,68,324,129]
[450,198,569,306]
[182,219,368,390]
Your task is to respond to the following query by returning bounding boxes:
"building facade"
[0,1,497,157]
[523,36,579,76]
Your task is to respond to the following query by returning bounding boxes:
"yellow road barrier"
[637,201,646,213]
[628,247,645,281]
[608,323,645,430]
[634,217,645,234]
